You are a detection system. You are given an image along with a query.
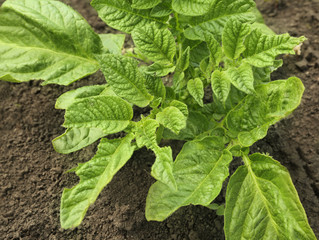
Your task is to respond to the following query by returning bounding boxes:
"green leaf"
[144,74,166,100]
[156,106,187,134]
[55,85,107,110]
[226,63,255,95]
[60,134,135,229]
[91,0,167,33]
[169,100,189,117]
[184,0,255,41]
[146,137,233,221]
[222,19,251,59]
[176,46,190,72]
[52,127,106,154]
[131,0,161,9]
[132,24,176,65]
[146,63,176,77]
[204,33,222,67]
[172,0,212,16]
[98,54,153,107]
[63,95,133,134]
[0,0,103,85]
[187,78,204,107]
[226,77,304,146]
[211,70,231,105]
[152,147,177,190]
[150,1,172,17]
[189,42,209,66]
[136,119,159,149]
[99,34,125,55]
[225,153,317,240]
[243,29,306,67]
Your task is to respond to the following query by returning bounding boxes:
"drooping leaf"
[156,106,187,134]
[243,29,306,67]
[184,0,255,41]
[98,54,153,107]
[187,78,204,107]
[172,0,212,16]
[226,63,255,95]
[211,70,231,105]
[63,95,133,134]
[99,34,126,55]
[52,127,106,154]
[222,19,251,59]
[146,137,233,221]
[131,0,161,9]
[225,153,317,240]
[132,24,176,65]
[226,77,304,146]
[136,119,159,149]
[91,0,167,33]
[0,0,103,85]
[55,85,107,109]
[60,134,135,229]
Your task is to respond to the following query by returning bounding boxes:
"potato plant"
[0,0,316,238]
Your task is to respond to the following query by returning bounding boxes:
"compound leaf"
[0,0,102,85]
[132,24,176,65]
[156,106,187,134]
[225,153,317,240]
[243,29,306,67]
[146,137,233,221]
[131,0,161,9]
[226,63,255,95]
[63,95,133,134]
[187,78,204,107]
[211,70,231,105]
[98,54,153,107]
[172,0,212,16]
[60,134,135,229]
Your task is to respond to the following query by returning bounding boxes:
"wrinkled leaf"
[211,70,231,105]
[131,0,161,9]
[226,63,255,95]
[156,106,187,134]
[187,78,204,107]
[172,0,212,16]
[136,119,159,149]
[99,34,125,55]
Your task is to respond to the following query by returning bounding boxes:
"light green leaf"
[187,78,204,107]
[55,85,107,109]
[132,0,161,9]
[136,119,159,149]
[146,137,233,221]
[151,0,172,17]
[169,100,189,117]
[176,46,190,72]
[184,0,255,41]
[152,147,176,190]
[243,29,306,67]
[99,34,125,55]
[52,127,106,154]
[146,63,176,77]
[60,134,135,229]
[156,106,187,134]
[226,63,255,95]
[226,77,304,146]
[222,19,251,59]
[132,24,176,65]
[63,95,133,134]
[172,0,212,16]
[211,70,231,105]
[144,74,166,100]
[204,33,222,67]
[225,153,316,240]
[0,0,102,85]
[91,0,167,33]
[98,54,152,107]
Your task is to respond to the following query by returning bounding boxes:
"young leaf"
[172,0,212,16]
[55,85,107,110]
[222,19,251,59]
[131,0,161,10]
[204,33,222,67]
[187,78,204,107]
[226,77,304,146]
[91,0,167,33]
[0,0,103,85]
[225,153,317,240]
[98,54,153,107]
[156,106,187,134]
[136,119,159,149]
[52,127,106,154]
[63,95,133,134]
[243,29,306,67]
[169,100,189,117]
[132,24,176,65]
[226,63,255,95]
[184,0,255,41]
[99,34,126,55]
[146,137,233,221]
[211,70,231,105]
[60,134,135,229]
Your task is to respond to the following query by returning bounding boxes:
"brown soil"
[0,0,318,239]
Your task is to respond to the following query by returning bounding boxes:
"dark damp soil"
[0,0,318,239]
